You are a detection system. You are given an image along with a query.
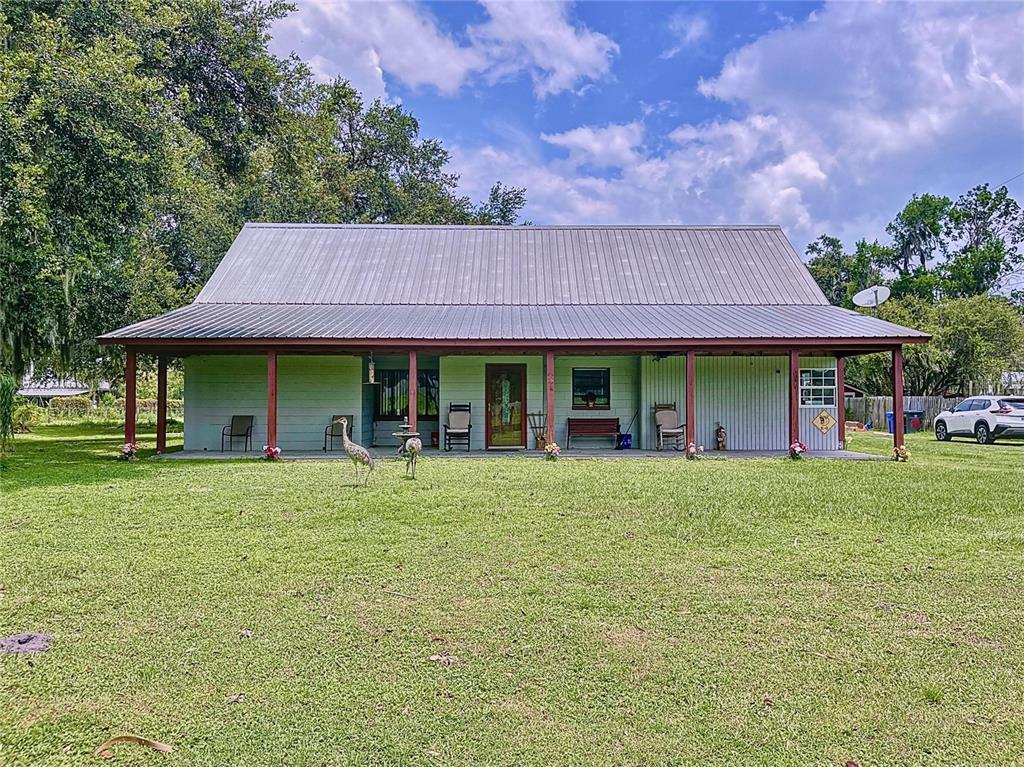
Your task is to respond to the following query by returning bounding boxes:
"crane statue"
[337,417,373,485]
[403,436,423,479]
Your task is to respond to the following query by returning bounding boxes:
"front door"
[485,364,527,449]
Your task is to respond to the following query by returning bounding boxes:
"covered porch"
[118,339,911,457]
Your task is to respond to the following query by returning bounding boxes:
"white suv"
[934,396,1024,444]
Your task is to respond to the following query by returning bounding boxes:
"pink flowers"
[543,442,561,461]
[789,441,807,459]
[263,445,281,461]
[120,442,138,462]
[685,442,704,460]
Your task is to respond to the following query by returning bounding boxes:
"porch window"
[375,369,439,418]
[572,368,611,410]
[799,368,837,407]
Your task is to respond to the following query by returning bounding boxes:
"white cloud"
[470,1,618,97]
[541,122,644,168]
[453,2,1024,247]
[271,0,617,100]
[660,12,709,59]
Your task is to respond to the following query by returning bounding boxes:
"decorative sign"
[814,409,837,434]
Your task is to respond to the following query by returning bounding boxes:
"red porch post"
[267,351,278,449]
[685,350,696,447]
[789,350,800,446]
[892,346,905,449]
[124,348,137,445]
[835,355,846,449]
[408,350,418,432]
[545,350,556,444]
[156,355,167,454]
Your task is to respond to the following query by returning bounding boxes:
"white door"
[947,398,974,434]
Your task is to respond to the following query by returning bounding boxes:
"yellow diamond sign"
[814,409,837,434]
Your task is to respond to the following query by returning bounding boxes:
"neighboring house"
[18,373,110,405]
[1002,372,1024,395]
[100,223,929,454]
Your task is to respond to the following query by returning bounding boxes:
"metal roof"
[101,223,928,346]
[102,302,928,343]
[196,223,828,306]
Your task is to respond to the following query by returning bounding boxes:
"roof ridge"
[242,222,784,231]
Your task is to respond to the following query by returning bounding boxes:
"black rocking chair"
[444,402,472,451]
[221,415,254,452]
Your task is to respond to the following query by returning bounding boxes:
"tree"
[807,185,1022,306]
[805,236,882,307]
[1,2,526,380]
[885,193,951,274]
[847,295,1024,396]
[942,184,1024,297]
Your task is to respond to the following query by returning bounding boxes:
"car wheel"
[935,421,951,441]
[974,422,993,445]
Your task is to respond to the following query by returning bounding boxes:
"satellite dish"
[852,285,891,310]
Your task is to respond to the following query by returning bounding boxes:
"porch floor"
[156,447,881,461]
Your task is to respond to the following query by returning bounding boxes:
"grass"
[1,425,1022,766]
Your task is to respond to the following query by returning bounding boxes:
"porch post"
[408,350,418,432]
[685,350,696,447]
[156,355,167,454]
[124,348,137,445]
[835,355,846,449]
[545,350,556,444]
[892,346,905,449]
[267,350,278,449]
[789,350,800,446]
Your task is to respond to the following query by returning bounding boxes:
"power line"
[995,169,1024,187]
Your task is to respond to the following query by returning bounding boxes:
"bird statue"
[403,436,423,479]
[337,417,373,485]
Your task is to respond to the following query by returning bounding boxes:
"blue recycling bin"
[885,411,895,433]
[616,433,632,449]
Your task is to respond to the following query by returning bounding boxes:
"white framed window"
[800,368,837,407]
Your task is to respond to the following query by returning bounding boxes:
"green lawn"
[2,425,1022,766]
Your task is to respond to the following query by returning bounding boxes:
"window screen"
[572,368,611,410]
[799,368,837,407]
[375,369,439,418]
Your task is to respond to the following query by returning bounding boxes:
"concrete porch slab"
[156,447,882,461]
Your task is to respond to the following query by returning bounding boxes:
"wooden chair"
[653,403,685,451]
[221,415,254,452]
[444,403,472,451]
[323,414,354,451]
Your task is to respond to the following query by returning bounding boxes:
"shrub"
[13,403,43,433]
[48,395,93,418]
[0,373,15,453]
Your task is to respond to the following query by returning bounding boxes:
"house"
[99,223,929,454]
[18,369,111,405]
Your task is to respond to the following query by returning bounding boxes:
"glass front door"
[485,364,527,448]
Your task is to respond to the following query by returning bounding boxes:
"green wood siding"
[554,355,639,448]
[184,355,268,451]
[638,355,687,449]
[695,356,789,451]
[184,355,363,452]
[439,355,544,450]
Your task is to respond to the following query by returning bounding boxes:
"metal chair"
[221,415,254,452]
[444,403,472,451]
[653,403,685,450]
[324,414,353,451]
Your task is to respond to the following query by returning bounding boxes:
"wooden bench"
[566,417,620,449]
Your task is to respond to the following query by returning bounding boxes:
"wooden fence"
[845,396,959,430]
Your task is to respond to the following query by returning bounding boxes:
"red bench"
[566,417,620,449]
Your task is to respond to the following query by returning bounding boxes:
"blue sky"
[271,1,1023,251]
